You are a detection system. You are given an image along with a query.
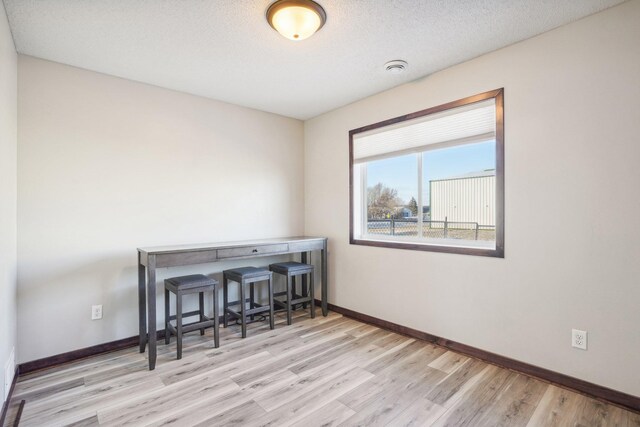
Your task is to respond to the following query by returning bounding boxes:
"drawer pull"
[252,249,258,253]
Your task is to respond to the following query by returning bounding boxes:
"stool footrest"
[225,305,271,318]
[274,293,311,304]
[166,317,214,335]
[168,310,201,321]
[291,296,312,304]
[226,299,263,308]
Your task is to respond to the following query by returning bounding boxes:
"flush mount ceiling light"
[384,60,408,74]
[266,0,327,41]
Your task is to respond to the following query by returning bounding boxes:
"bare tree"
[367,183,403,219]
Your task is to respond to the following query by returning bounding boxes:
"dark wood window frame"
[349,88,504,258]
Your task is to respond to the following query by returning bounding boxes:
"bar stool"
[164,274,219,360]
[269,262,315,325]
[223,267,274,338]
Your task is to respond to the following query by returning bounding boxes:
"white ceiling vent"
[384,60,408,74]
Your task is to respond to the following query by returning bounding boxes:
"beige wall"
[0,0,17,403]
[304,0,640,396]
[17,56,304,363]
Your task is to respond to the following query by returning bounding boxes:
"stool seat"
[223,267,271,282]
[269,262,313,275]
[165,274,217,291]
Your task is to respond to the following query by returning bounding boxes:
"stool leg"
[310,270,315,319]
[250,282,255,321]
[268,277,275,330]
[301,253,308,310]
[199,292,205,336]
[223,276,228,328]
[164,288,170,345]
[292,275,297,310]
[176,292,183,360]
[213,285,219,348]
[286,275,292,326]
[302,273,308,310]
[240,280,247,338]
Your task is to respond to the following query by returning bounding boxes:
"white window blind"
[353,99,496,163]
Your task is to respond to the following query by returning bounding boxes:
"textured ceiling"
[3,0,625,119]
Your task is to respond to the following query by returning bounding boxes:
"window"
[349,89,504,257]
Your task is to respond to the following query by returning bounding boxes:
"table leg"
[138,252,147,353]
[321,241,328,316]
[147,255,157,370]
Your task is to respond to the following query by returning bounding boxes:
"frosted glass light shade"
[267,0,326,41]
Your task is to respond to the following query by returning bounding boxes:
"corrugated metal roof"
[431,169,495,182]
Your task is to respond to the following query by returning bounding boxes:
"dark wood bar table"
[137,236,328,370]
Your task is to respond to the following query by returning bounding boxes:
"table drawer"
[288,240,324,252]
[217,243,289,259]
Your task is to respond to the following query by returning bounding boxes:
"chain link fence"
[366,217,495,241]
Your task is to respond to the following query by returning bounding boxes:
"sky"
[366,140,496,205]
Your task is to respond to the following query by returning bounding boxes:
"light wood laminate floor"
[4,309,639,427]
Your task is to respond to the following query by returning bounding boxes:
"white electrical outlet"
[4,347,15,400]
[91,304,103,320]
[572,329,587,350]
